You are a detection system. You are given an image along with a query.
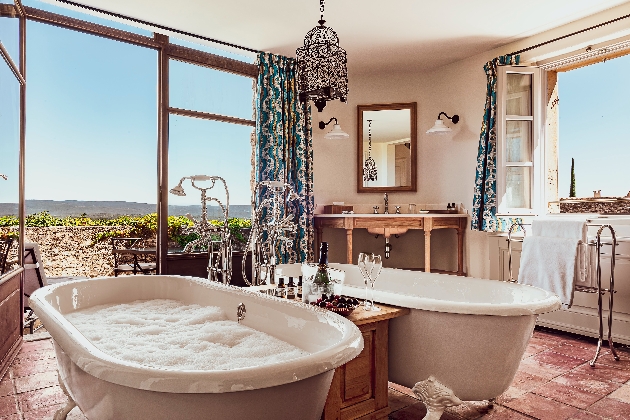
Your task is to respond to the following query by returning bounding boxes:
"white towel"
[518,236,580,307]
[575,243,600,289]
[532,218,587,241]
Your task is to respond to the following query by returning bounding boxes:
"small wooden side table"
[321,303,410,420]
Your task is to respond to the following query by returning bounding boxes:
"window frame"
[496,65,545,216]
[17,4,257,273]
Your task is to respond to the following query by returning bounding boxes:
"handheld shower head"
[169,184,186,196]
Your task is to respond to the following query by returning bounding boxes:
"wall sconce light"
[426,112,459,134]
[319,117,350,139]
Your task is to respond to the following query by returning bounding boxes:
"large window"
[497,48,630,217]
[0,1,258,275]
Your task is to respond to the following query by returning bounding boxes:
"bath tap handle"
[237,303,246,324]
[373,206,379,214]
[395,206,401,214]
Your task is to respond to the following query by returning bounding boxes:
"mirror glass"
[357,103,416,192]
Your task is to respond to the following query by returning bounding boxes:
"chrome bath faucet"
[384,193,389,214]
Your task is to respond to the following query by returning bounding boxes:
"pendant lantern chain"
[368,120,373,155]
[363,119,378,182]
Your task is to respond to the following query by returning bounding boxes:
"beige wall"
[312,2,630,278]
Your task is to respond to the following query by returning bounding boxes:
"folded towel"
[575,243,599,289]
[518,236,580,307]
[532,218,587,241]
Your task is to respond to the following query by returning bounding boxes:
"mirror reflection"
[358,103,416,192]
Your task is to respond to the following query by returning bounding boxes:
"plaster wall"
[312,1,630,278]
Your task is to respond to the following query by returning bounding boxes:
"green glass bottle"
[313,242,331,287]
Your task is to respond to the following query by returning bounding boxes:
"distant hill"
[0,200,252,219]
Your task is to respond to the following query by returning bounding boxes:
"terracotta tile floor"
[2,328,630,420]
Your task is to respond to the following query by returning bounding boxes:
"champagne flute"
[368,255,383,311]
[357,252,371,310]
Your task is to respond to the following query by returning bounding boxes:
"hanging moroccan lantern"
[296,0,348,112]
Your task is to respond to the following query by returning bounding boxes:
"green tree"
[569,158,576,197]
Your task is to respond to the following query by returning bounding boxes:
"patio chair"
[0,237,13,275]
[111,237,156,276]
[23,242,88,333]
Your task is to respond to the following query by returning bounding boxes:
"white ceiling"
[76,0,630,72]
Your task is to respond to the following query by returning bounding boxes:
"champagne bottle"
[313,242,330,286]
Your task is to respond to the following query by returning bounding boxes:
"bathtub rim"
[30,275,364,394]
[322,264,561,316]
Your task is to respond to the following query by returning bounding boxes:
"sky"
[557,53,630,198]
[0,0,255,207]
[2,0,629,209]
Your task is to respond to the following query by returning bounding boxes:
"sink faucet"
[384,193,389,214]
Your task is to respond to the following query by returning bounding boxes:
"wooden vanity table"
[314,214,468,275]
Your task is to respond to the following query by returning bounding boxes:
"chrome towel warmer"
[507,222,620,367]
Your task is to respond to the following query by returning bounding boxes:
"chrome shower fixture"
[242,180,299,286]
[169,175,233,284]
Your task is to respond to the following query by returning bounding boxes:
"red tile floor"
[2,328,630,420]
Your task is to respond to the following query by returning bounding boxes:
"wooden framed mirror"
[357,102,417,192]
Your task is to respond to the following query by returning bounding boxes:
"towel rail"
[507,222,620,367]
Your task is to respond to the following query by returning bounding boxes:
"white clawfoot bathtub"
[277,263,561,419]
[29,275,363,420]
[334,264,561,419]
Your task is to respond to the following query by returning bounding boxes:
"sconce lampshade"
[324,124,350,139]
[426,119,452,134]
[319,117,349,139]
[426,112,459,134]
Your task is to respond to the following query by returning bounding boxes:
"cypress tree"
[569,158,576,197]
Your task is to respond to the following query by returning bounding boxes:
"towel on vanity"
[518,218,587,307]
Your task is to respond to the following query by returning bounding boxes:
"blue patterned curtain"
[255,52,314,263]
[471,54,520,231]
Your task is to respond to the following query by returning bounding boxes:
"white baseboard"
[538,306,630,345]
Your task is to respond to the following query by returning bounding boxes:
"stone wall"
[1,226,155,278]
[560,199,630,214]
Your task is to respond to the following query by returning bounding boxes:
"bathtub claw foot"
[54,372,76,420]
[412,376,463,420]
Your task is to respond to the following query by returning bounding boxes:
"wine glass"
[357,252,371,310]
[368,255,383,311]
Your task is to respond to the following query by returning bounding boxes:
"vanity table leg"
[456,226,465,276]
[424,218,433,273]
[346,229,353,264]
[424,231,431,273]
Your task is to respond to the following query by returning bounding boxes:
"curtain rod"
[511,12,630,55]
[53,0,263,54]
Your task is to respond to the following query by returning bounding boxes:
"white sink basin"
[367,227,409,238]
